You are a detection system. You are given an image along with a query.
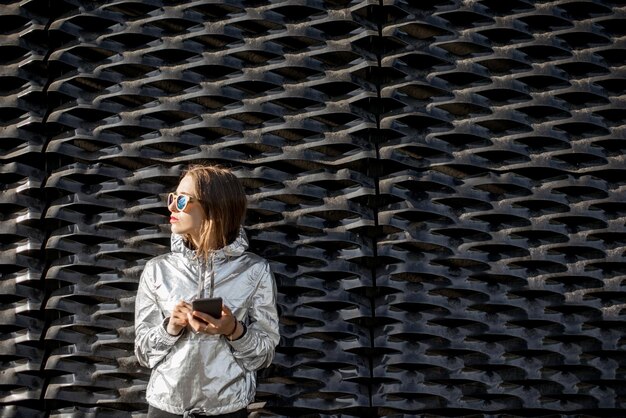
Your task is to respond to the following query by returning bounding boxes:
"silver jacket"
[134,229,279,416]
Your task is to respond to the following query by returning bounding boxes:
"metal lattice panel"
[1,0,626,416]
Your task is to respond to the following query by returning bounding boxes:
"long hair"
[183,164,247,260]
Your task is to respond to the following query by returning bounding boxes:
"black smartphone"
[192,297,223,319]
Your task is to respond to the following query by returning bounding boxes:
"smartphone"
[192,297,223,319]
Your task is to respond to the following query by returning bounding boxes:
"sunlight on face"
[168,175,206,246]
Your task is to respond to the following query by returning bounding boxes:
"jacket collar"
[171,227,248,261]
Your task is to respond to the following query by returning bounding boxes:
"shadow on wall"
[1,0,626,416]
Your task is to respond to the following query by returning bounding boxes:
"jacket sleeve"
[134,261,182,368]
[229,261,280,371]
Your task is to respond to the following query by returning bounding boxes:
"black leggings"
[147,405,248,418]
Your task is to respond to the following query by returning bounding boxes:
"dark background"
[1,0,626,416]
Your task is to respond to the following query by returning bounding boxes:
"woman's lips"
[170,216,179,223]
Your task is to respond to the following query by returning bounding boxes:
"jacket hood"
[170,227,249,260]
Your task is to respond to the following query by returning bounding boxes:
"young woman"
[134,165,279,417]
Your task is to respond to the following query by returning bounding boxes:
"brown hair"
[183,164,247,260]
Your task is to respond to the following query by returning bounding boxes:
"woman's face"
[169,174,206,244]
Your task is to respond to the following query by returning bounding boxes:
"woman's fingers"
[188,307,235,335]
[187,312,215,333]
[221,304,233,317]
[174,300,192,313]
[192,310,217,324]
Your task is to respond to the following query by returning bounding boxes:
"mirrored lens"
[167,193,189,211]
[176,195,189,211]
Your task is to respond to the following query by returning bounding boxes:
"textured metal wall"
[1,0,626,416]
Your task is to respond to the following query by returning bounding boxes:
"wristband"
[229,321,246,342]
[225,319,238,339]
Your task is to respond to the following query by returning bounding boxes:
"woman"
[134,165,280,417]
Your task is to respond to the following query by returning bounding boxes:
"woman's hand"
[188,304,238,337]
[167,300,192,336]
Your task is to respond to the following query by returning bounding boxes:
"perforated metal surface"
[1,0,626,416]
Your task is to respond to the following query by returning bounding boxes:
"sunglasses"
[167,193,200,212]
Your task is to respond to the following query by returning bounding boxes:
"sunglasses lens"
[176,195,188,211]
[167,193,194,211]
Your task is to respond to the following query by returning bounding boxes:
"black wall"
[1,0,626,416]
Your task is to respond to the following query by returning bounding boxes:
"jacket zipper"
[195,254,215,299]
